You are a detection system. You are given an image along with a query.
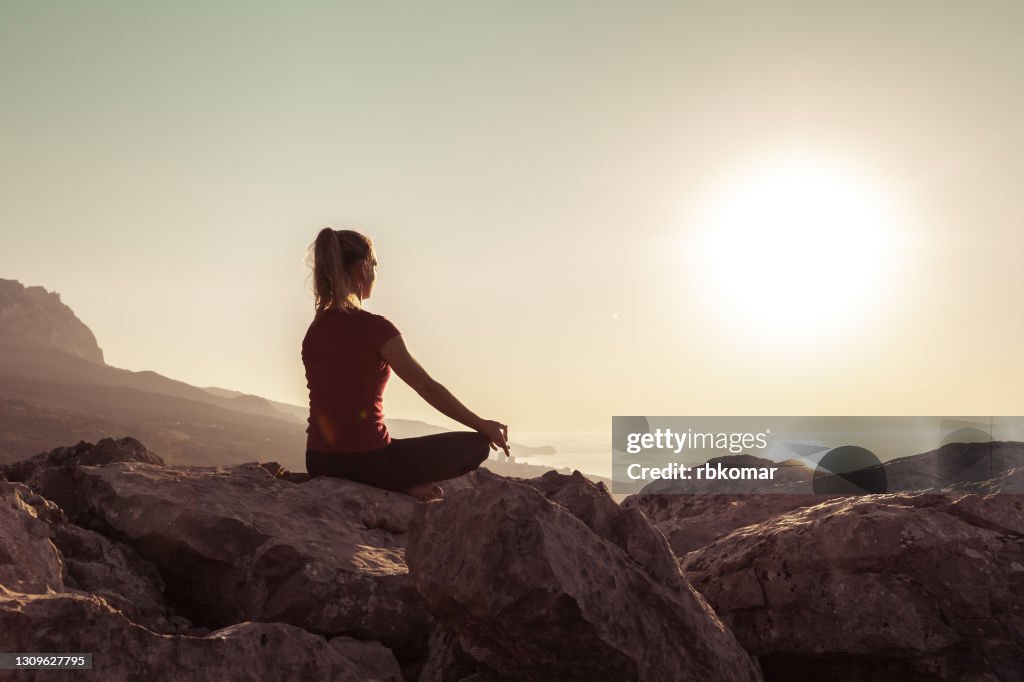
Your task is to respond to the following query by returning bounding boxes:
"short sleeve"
[368,313,401,349]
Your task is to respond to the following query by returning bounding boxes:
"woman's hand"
[477,419,510,458]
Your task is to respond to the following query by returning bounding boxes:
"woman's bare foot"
[402,483,444,502]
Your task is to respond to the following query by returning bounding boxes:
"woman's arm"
[381,335,510,456]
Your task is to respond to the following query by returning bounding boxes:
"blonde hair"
[308,228,375,316]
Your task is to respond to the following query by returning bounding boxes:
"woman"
[303,227,509,501]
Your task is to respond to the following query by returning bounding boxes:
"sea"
[511,432,612,481]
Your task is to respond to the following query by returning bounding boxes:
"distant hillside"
[201,387,304,422]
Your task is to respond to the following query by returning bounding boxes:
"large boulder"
[519,469,684,585]
[1,470,195,635]
[683,492,1024,681]
[52,521,184,633]
[0,590,401,682]
[407,472,763,681]
[23,452,430,663]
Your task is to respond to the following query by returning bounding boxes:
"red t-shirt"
[302,308,401,453]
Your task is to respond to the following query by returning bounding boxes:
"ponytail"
[309,228,374,316]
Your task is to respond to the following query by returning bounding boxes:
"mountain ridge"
[0,278,104,364]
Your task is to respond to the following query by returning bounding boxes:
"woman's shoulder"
[359,308,397,324]
[308,307,399,334]
[323,307,400,337]
[362,309,400,335]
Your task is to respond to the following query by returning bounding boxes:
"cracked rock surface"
[682,491,1024,681]
[2,437,765,681]
[407,470,762,681]
[1,438,412,680]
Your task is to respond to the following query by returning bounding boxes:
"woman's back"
[302,308,400,453]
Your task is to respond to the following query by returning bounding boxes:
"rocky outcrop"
[9,435,1020,680]
[0,468,402,681]
[1,436,165,483]
[682,491,1024,681]
[1,438,190,634]
[0,278,104,364]
[0,473,188,633]
[2,437,770,681]
[19,441,429,663]
[624,452,1024,680]
[406,470,763,681]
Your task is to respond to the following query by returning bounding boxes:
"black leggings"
[306,431,490,491]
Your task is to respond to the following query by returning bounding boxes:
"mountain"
[0,278,104,363]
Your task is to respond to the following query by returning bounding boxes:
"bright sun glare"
[691,153,901,341]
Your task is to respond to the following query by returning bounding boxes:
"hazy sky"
[3,2,1023,434]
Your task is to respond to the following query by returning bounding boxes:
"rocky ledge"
[4,437,1021,681]
[0,437,759,681]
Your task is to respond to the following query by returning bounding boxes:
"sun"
[689,152,902,341]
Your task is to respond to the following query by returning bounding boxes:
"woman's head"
[309,228,377,314]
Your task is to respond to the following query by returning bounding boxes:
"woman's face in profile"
[360,257,377,300]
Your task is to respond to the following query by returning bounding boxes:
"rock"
[517,469,684,587]
[1,471,189,634]
[682,493,1024,681]
[52,522,181,633]
[254,460,311,484]
[0,278,105,365]
[407,474,762,681]
[24,454,430,663]
[458,468,687,583]
[15,433,1020,680]
[0,479,65,594]
[1,436,164,483]
[0,590,401,682]
[328,635,405,681]
[623,492,839,557]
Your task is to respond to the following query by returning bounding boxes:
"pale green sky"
[3,2,1023,433]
